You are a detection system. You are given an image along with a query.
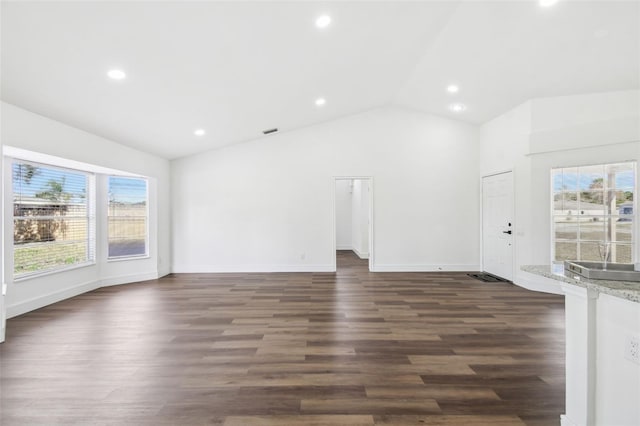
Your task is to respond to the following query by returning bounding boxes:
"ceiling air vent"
[263,128,278,135]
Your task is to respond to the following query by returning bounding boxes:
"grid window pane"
[553,193,564,214]
[554,167,580,192]
[13,162,94,277]
[108,177,148,258]
[578,165,605,190]
[555,242,577,262]
[551,161,635,264]
[578,192,605,214]
[580,242,606,262]
[552,170,563,193]
[607,163,635,191]
[579,217,607,241]
[613,218,633,243]
[554,218,578,241]
[612,244,632,264]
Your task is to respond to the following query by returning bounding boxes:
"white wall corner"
[352,247,369,260]
[560,414,579,426]
[563,281,598,426]
[157,266,172,278]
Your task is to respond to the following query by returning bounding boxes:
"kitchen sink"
[564,261,640,282]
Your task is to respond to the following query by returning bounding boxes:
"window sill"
[13,261,96,283]
[107,255,150,263]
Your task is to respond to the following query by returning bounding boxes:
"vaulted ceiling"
[2,1,638,159]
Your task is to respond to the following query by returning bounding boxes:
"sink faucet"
[598,241,611,271]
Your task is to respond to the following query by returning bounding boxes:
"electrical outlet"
[300,252,306,260]
[625,334,640,365]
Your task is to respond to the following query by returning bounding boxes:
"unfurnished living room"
[0,1,639,425]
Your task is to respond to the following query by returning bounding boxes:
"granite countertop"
[522,264,640,303]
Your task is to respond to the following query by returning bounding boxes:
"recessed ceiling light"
[447,85,459,94]
[449,103,467,113]
[316,15,331,28]
[107,69,126,80]
[315,97,326,106]
[539,0,559,7]
[194,129,206,136]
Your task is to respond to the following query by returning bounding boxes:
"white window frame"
[106,176,149,261]
[10,158,96,281]
[551,161,636,265]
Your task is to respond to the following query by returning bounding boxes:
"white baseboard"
[336,245,352,250]
[171,264,336,273]
[6,279,100,319]
[514,271,563,295]
[100,271,160,287]
[560,414,577,426]
[6,271,163,319]
[370,264,480,272]
[352,247,369,260]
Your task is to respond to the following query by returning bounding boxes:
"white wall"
[171,106,480,272]
[360,180,370,258]
[1,102,171,318]
[351,179,369,259]
[530,91,640,154]
[335,179,353,250]
[562,286,640,426]
[595,293,640,425]
[0,118,4,341]
[479,90,640,294]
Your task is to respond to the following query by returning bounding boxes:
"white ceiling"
[2,1,638,159]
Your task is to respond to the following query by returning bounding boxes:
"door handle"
[502,230,512,235]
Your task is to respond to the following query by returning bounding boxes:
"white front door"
[482,172,514,281]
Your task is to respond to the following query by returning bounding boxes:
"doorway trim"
[332,176,374,272]
[480,170,515,280]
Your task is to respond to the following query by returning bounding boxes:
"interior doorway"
[333,177,373,271]
[482,171,514,281]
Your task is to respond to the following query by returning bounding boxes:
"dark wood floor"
[0,251,565,425]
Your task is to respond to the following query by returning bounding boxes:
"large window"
[108,176,148,258]
[552,162,635,264]
[13,161,95,278]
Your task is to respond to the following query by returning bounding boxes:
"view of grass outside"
[13,162,92,278]
[553,162,635,264]
[12,163,148,277]
[14,242,87,275]
[554,219,633,263]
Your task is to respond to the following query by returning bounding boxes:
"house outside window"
[552,161,636,264]
[12,161,95,278]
